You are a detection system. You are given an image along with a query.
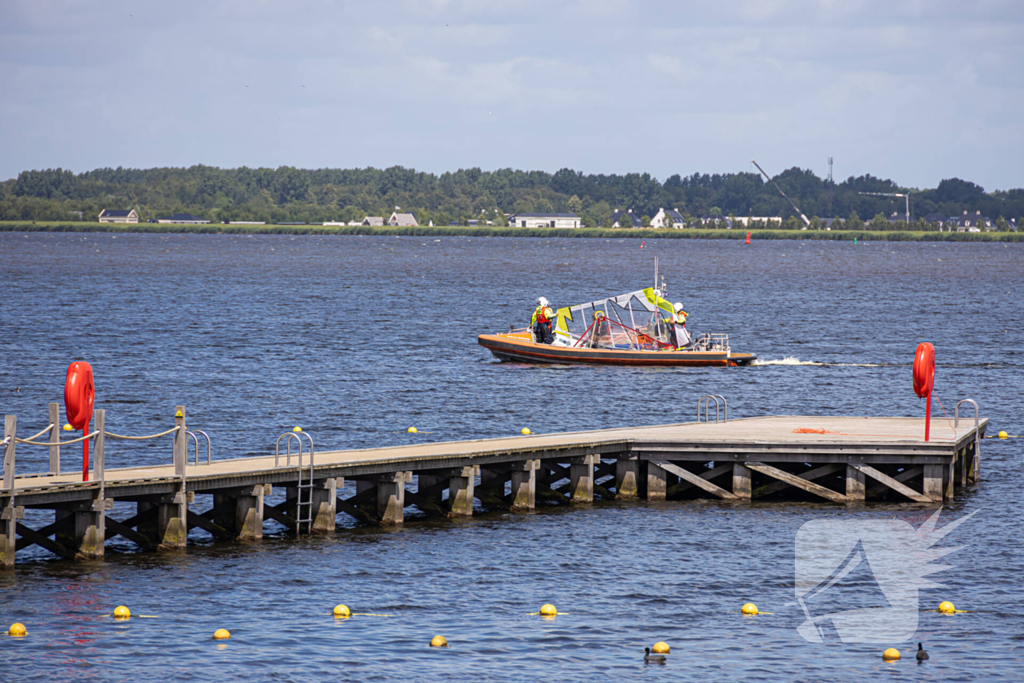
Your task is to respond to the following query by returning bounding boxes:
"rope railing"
[20,423,56,443]
[104,425,181,441]
[15,430,99,447]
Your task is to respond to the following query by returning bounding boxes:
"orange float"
[64,362,95,481]
[913,343,935,441]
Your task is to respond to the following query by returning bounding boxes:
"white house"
[650,208,685,229]
[362,216,384,227]
[98,209,139,224]
[509,213,580,228]
[388,211,418,227]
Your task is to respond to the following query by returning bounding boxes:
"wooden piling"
[922,464,944,502]
[614,457,639,500]
[447,466,476,517]
[74,410,107,559]
[845,464,866,501]
[2,416,23,569]
[732,462,752,500]
[0,509,17,570]
[569,454,597,503]
[156,406,189,549]
[235,485,265,540]
[510,459,538,511]
[311,478,338,533]
[376,472,410,526]
[646,462,667,501]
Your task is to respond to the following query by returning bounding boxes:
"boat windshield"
[552,288,676,350]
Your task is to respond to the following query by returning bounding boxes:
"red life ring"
[912,342,935,398]
[64,361,95,430]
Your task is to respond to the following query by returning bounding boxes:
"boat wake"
[752,357,826,366]
[752,357,889,368]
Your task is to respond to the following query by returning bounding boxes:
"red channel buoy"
[745,231,751,244]
[913,343,935,441]
[64,362,95,481]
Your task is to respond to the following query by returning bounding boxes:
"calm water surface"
[1,233,1022,681]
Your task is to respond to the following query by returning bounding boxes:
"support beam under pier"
[615,457,640,500]
[510,460,539,511]
[570,455,598,504]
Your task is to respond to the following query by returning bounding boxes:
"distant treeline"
[2,165,1023,228]
[4,222,1021,242]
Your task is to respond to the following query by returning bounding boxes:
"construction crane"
[751,160,810,228]
[858,191,911,222]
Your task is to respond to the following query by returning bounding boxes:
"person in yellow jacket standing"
[671,302,691,348]
[531,296,555,344]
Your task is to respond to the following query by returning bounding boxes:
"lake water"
[1,233,1022,681]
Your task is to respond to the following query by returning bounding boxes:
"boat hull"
[478,334,756,367]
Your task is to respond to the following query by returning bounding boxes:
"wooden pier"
[1,403,986,567]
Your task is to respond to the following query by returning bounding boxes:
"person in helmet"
[671,302,691,348]
[531,296,555,344]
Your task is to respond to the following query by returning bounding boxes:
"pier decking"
[2,407,985,567]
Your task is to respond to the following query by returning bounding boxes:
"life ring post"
[64,362,96,482]
[913,343,936,442]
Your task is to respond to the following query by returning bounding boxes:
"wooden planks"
[853,464,931,503]
[744,462,850,503]
[651,461,737,500]
[753,463,845,500]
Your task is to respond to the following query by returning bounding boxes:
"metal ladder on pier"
[275,430,316,535]
[697,395,728,423]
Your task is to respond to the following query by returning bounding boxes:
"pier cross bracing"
[1,404,985,567]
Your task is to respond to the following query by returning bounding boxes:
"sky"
[1,0,1022,190]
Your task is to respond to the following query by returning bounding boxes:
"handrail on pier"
[187,430,212,466]
[955,398,981,479]
[697,395,728,423]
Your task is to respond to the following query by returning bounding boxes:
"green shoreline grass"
[1,221,1021,242]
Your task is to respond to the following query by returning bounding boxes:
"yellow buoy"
[292,426,302,432]
[113,605,131,620]
[651,641,670,654]
[213,628,231,640]
[430,635,448,647]
[408,427,418,433]
[333,604,351,618]
[539,603,557,616]
[8,622,26,637]
[998,431,1008,439]
[882,647,901,661]
[939,600,955,614]
[521,428,531,435]
[63,424,73,431]
[741,602,758,615]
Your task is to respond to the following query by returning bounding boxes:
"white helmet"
[538,296,549,307]
[674,302,684,312]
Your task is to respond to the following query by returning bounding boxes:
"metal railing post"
[48,402,60,475]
